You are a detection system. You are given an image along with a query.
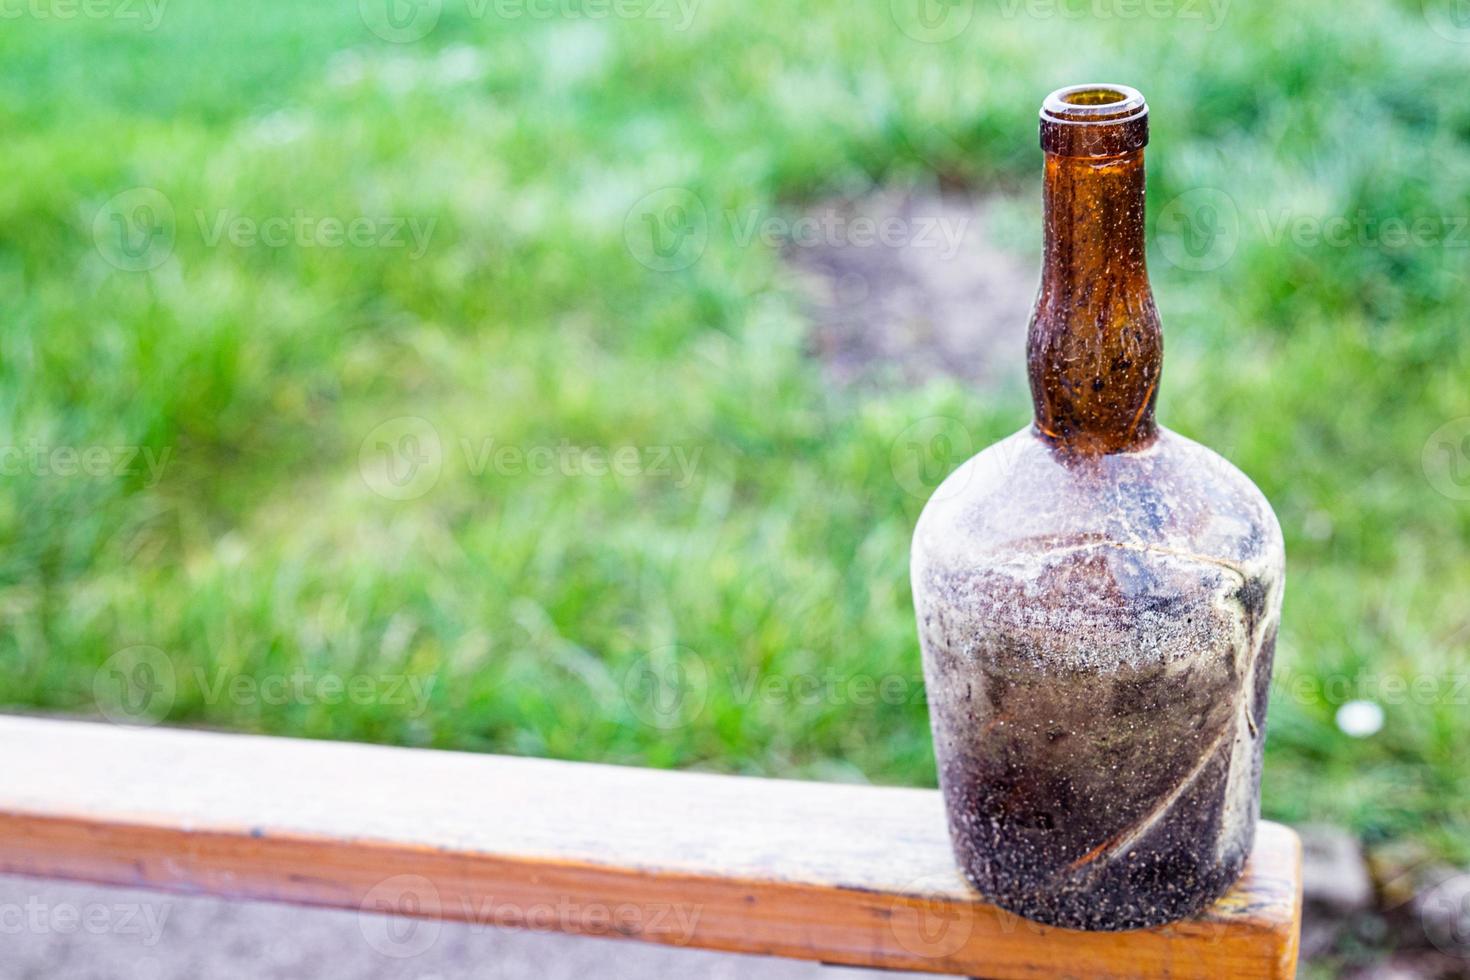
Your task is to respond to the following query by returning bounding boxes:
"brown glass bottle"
[910,85,1284,930]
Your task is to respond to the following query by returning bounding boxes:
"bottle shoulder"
[915,424,1283,569]
[911,425,1285,671]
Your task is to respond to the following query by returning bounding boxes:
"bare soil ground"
[785,188,1035,390]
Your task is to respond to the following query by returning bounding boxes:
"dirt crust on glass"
[911,426,1285,930]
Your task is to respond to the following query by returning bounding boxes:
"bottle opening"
[1040,84,1148,156]
[1061,87,1128,107]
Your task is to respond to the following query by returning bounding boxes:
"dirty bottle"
[910,84,1286,930]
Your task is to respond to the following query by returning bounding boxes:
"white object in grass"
[1335,700,1384,738]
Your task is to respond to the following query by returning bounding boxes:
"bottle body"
[912,426,1284,929]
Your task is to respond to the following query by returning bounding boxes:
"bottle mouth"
[1039,84,1148,157]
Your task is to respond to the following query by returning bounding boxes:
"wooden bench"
[0,716,1301,977]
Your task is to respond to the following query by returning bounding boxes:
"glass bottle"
[910,84,1285,930]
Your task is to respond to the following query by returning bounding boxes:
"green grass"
[1,0,1467,865]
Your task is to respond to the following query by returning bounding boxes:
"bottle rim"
[1039,84,1149,157]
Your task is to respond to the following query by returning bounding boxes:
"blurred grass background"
[0,0,1467,869]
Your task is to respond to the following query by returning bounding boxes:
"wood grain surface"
[0,716,1300,977]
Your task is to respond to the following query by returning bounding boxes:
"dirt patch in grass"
[784,189,1036,390]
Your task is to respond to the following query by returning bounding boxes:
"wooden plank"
[0,716,1300,978]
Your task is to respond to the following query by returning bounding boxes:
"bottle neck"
[1027,148,1162,454]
